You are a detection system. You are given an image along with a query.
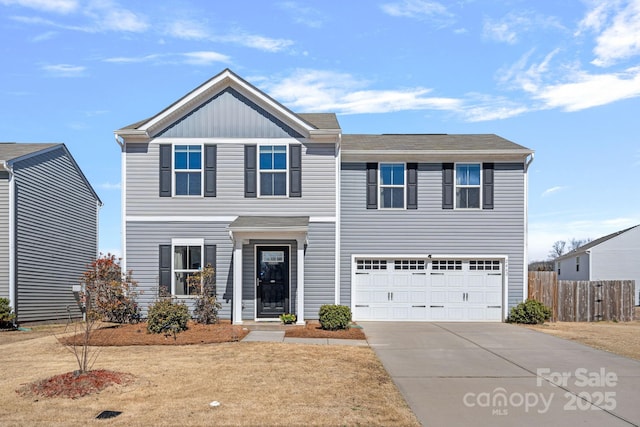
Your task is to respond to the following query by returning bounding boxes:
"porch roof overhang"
[228,216,310,243]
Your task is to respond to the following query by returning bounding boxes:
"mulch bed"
[17,370,134,399]
[284,321,366,340]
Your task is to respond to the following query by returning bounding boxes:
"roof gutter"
[525,152,535,172]
[2,161,16,322]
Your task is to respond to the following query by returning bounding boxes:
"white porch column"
[232,239,243,325]
[296,237,305,325]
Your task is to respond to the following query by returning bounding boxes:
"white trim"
[254,244,292,321]
[172,143,204,197]
[454,162,482,210]
[334,135,341,304]
[232,239,243,324]
[257,143,289,198]
[6,165,15,314]
[119,139,127,272]
[171,238,204,297]
[378,162,407,210]
[297,238,305,324]
[350,253,509,322]
[125,215,335,223]
[523,153,534,302]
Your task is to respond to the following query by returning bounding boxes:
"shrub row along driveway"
[362,322,640,427]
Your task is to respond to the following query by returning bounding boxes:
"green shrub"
[0,298,16,329]
[147,298,190,335]
[318,304,352,330]
[508,299,552,324]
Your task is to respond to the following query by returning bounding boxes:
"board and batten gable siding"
[157,87,303,139]
[0,172,9,300]
[125,142,336,217]
[13,147,98,322]
[339,162,527,308]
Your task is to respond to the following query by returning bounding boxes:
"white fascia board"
[138,70,316,137]
[342,151,532,163]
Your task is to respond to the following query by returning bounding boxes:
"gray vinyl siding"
[304,222,336,318]
[126,142,336,217]
[0,173,9,300]
[13,148,98,323]
[556,255,590,281]
[340,162,526,308]
[125,221,233,318]
[157,87,303,139]
[589,227,640,305]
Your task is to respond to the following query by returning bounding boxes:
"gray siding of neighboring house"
[340,162,527,308]
[13,148,98,322]
[127,221,336,321]
[556,255,590,281]
[125,142,336,217]
[590,227,640,305]
[125,221,233,318]
[157,87,303,139]
[0,173,9,300]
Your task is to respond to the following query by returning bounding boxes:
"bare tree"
[548,240,566,259]
[568,238,591,252]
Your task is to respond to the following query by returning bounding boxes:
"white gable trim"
[138,69,316,138]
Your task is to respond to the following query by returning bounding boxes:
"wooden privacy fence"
[528,272,635,322]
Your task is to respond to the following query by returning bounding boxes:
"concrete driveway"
[361,322,640,427]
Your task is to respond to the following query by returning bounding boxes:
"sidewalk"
[241,330,368,346]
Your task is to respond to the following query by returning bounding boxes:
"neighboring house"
[115,69,534,323]
[555,225,640,305]
[0,143,101,323]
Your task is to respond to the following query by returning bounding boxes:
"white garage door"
[353,258,503,321]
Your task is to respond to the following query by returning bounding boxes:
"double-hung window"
[259,145,287,196]
[379,163,405,209]
[174,145,202,196]
[455,163,481,209]
[173,240,203,296]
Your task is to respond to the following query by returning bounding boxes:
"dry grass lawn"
[524,308,640,361]
[0,331,419,426]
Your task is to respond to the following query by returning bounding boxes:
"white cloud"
[278,1,325,28]
[99,181,120,190]
[104,53,162,63]
[84,0,148,33]
[381,0,453,24]
[483,11,565,45]
[535,66,640,111]
[182,51,231,66]
[0,0,78,14]
[225,33,294,52]
[590,0,640,67]
[42,63,85,77]
[166,19,210,39]
[541,186,567,197]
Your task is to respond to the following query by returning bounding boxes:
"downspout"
[2,161,16,324]
[334,132,341,305]
[522,153,534,302]
[115,134,126,272]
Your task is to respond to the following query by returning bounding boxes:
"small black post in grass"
[96,410,122,420]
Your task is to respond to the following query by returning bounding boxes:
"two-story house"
[115,69,533,324]
[0,143,101,323]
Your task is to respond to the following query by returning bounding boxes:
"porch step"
[241,322,289,331]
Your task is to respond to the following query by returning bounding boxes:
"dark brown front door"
[256,246,289,318]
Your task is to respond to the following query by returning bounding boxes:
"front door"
[256,246,290,318]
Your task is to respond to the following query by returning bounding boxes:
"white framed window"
[455,163,481,209]
[356,259,387,270]
[576,256,580,272]
[172,238,204,296]
[174,145,202,196]
[259,145,287,196]
[379,163,405,209]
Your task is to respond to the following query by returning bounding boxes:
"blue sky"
[1,0,639,262]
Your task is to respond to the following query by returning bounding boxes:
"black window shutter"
[159,144,172,197]
[159,244,171,296]
[407,163,418,209]
[442,163,454,209]
[366,163,378,209]
[244,145,257,198]
[483,163,494,210]
[204,245,217,296]
[204,145,217,197]
[289,144,302,197]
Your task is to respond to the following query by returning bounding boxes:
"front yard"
[0,327,419,426]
